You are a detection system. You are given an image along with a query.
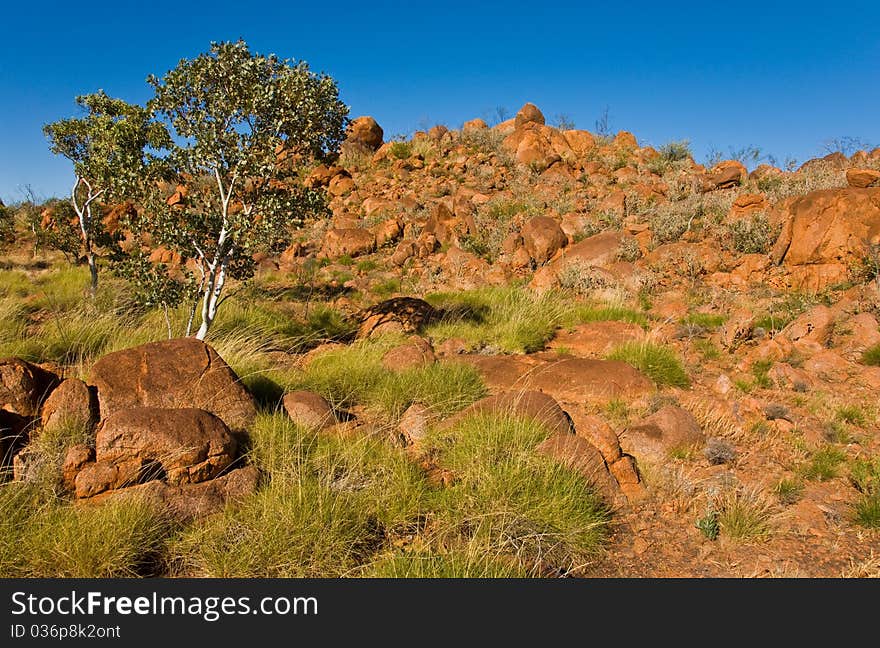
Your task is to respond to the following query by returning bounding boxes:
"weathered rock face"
[771,188,880,289]
[521,216,567,264]
[514,102,545,129]
[357,297,438,339]
[345,116,384,151]
[282,390,336,431]
[381,337,436,372]
[74,407,238,498]
[620,406,704,464]
[40,378,98,435]
[0,358,59,418]
[444,390,573,437]
[547,321,645,357]
[535,433,618,499]
[460,354,653,403]
[846,168,880,188]
[321,228,376,258]
[84,465,260,522]
[701,160,746,191]
[88,338,257,433]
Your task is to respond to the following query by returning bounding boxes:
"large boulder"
[40,378,98,436]
[89,338,257,433]
[620,406,704,464]
[321,228,376,258]
[701,160,747,191]
[0,358,59,418]
[75,407,238,498]
[771,188,880,290]
[443,390,573,436]
[282,391,336,431]
[521,216,567,264]
[344,116,384,151]
[535,433,618,499]
[514,102,546,129]
[357,297,438,339]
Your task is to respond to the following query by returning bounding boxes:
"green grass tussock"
[606,341,690,387]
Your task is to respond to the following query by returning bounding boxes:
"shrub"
[606,341,690,387]
[727,213,778,254]
[650,205,693,244]
[861,344,880,366]
[773,478,804,505]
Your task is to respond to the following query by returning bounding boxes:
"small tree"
[139,40,349,339]
[43,92,167,295]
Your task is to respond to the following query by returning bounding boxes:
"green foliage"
[860,343,880,366]
[389,140,413,159]
[695,505,719,540]
[658,139,692,162]
[715,489,773,540]
[424,413,609,574]
[836,404,869,427]
[133,40,349,338]
[727,213,778,254]
[0,486,171,577]
[800,446,847,481]
[43,91,168,293]
[606,341,690,387]
[773,478,804,505]
[424,287,564,354]
[681,312,726,330]
[288,337,486,419]
[174,413,426,576]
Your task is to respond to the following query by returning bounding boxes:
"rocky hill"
[2,102,880,577]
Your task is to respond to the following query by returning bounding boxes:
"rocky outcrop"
[89,338,257,434]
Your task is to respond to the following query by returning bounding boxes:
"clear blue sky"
[2,0,878,203]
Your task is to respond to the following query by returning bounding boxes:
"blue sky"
[1,0,878,203]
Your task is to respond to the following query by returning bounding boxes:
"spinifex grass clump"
[606,341,690,387]
[0,484,172,577]
[287,336,487,420]
[172,413,427,577]
[422,412,610,575]
[424,285,648,354]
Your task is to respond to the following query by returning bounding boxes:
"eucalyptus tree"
[140,40,349,339]
[43,92,168,295]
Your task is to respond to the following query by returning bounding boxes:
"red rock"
[381,337,436,372]
[0,358,59,418]
[548,321,645,357]
[535,433,618,499]
[847,168,880,188]
[321,227,376,258]
[521,216,567,264]
[82,407,238,496]
[40,378,97,436]
[345,116,384,151]
[771,188,880,290]
[444,390,572,436]
[621,406,704,464]
[282,391,337,431]
[357,297,437,339]
[89,338,257,433]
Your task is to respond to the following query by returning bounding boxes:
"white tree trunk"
[195,259,227,340]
